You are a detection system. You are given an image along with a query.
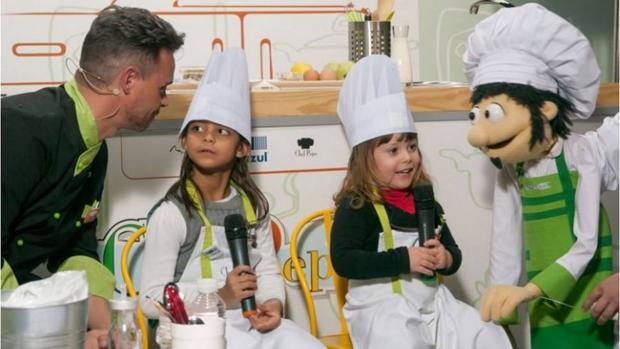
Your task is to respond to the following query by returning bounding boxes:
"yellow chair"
[120,226,149,349]
[290,209,353,349]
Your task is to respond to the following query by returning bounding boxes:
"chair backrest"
[120,226,149,349]
[290,209,349,338]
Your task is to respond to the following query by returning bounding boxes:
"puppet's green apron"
[518,151,614,349]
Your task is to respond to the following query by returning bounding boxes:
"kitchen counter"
[142,82,619,131]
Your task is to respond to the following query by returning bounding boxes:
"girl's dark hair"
[333,133,431,209]
[166,134,269,222]
[80,5,185,83]
[471,82,574,148]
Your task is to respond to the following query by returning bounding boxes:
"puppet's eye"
[469,107,480,123]
[486,103,505,122]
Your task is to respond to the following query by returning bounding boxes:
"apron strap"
[185,180,256,278]
[554,150,576,237]
[372,203,402,295]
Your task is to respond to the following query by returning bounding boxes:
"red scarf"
[382,189,415,214]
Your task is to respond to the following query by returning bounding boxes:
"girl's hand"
[249,299,282,333]
[218,265,257,307]
[423,238,453,270]
[407,246,437,276]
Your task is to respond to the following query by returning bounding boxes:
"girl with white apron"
[139,48,324,349]
[332,55,511,349]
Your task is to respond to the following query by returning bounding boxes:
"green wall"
[418,0,617,82]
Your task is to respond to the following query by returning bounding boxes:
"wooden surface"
[158,82,619,120]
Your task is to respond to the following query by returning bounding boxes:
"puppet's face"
[467,94,557,168]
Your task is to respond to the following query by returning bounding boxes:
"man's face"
[125,49,175,131]
[467,94,554,168]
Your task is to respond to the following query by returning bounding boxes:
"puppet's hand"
[480,283,541,321]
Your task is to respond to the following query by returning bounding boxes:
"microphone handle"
[416,208,437,284]
[417,209,436,246]
[228,238,258,317]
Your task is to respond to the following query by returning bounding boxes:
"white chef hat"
[463,3,601,119]
[180,47,251,141]
[337,55,416,147]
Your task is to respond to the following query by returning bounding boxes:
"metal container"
[1,290,88,349]
[348,21,391,62]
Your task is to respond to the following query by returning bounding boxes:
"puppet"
[463,3,614,348]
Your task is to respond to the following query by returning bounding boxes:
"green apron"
[518,150,614,349]
[185,180,257,278]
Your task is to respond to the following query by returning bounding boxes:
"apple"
[322,62,340,73]
[337,61,354,80]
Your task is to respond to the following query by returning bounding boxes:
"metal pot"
[1,290,88,349]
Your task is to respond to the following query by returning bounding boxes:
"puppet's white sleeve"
[585,114,619,191]
[489,166,523,286]
[530,136,604,302]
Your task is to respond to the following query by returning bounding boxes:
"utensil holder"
[348,21,391,62]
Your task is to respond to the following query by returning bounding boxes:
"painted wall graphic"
[2,1,617,347]
[1,0,421,96]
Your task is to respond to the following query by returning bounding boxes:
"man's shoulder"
[2,86,71,124]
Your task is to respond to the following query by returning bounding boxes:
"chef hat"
[180,47,251,141]
[337,55,416,147]
[463,3,601,119]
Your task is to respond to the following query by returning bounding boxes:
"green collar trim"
[64,79,100,148]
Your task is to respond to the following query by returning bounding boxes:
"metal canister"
[1,290,88,349]
[348,21,391,62]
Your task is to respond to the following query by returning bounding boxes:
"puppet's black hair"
[471,82,574,149]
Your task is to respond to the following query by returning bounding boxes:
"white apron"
[177,181,324,349]
[343,206,511,349]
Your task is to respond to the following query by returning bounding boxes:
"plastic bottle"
[108,297,142,349]
[187,278,226,322]
[391,24,413,84]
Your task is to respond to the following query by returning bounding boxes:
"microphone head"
[224,214,247,240]
[413,184,435,210]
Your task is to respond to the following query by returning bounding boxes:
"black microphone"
[413,184,436,246]
[413,184,438,284]
[224,214,257,318]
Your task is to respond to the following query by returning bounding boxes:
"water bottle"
[391,24,413,84]
[108,298,142,349]
[187,278,226,323]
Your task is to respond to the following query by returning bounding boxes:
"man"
[583,114,619,327]
[1,5,184,348]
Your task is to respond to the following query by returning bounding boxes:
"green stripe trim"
[521,192,566,205]
[583,257,613,276]
[522,200,565,214]
[529,258,613,280]
[523,207,568,221]
[599,234,612,246]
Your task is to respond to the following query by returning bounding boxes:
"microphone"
[224,214,257,318]
[413,184,437,284]
[413,184,436,246]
